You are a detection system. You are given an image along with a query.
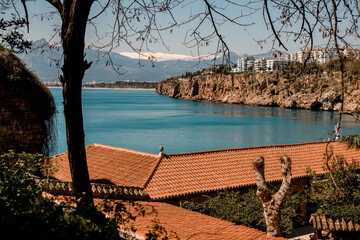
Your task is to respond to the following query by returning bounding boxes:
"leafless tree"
[4,0,257,209]
[262,0,360,135]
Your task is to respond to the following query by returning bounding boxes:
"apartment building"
[233,47,359,73]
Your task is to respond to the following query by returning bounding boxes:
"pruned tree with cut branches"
[253,156,292,237]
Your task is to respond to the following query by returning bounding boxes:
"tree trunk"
[59,0,95,208]
[253,156,292,237]
[263,201,281,236]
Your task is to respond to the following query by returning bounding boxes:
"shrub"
[0,151,175,240]
[181,189,303,236]
[0,151,120,240]
[308,151,360,223]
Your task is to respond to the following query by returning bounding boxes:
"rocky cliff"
[156,72,360,111]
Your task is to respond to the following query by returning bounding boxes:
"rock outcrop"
[156,72,360,112]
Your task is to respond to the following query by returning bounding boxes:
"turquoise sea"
[51,88,359,155]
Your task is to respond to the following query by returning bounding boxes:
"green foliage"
[283,62,321,76]
[0,15,31,53]
[0,151,123,240]
[181,189,303,235]
[339,135,360,149]
[345,58,360,75]
[279,191,304,235]
[308,153,360,223]
[211,64,231,74]
[318,205,360,223]
[0,151,176,240]
[323,59,342,71]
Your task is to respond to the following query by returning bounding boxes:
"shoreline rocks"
[156,72,360,112]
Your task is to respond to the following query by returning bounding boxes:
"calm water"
[51,88,359,155]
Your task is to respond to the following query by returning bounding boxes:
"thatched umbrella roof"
[0,45,55,119]
[0,45,56,155]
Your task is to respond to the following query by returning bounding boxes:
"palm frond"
[339,135,360,149]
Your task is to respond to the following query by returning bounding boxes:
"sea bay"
[51,88,359,155]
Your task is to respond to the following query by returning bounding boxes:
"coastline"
[156,73,360,112]
[48,86,155,91]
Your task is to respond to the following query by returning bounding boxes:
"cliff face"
[156,73,360,111]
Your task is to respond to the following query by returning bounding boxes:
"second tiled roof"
[145,141,360,199]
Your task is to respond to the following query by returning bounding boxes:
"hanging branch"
[263,0,288,51]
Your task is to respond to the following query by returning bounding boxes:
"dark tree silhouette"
[8,0,256,208]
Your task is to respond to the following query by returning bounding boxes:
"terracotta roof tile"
[145,141,360,199]
[50,141,360,201]
[44,193,280,239]
[310,214,360,232]
[51,143,160,188]
[120,201,282,240]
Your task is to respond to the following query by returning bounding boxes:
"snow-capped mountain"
[17,39,240,82]
[118,52,217,62]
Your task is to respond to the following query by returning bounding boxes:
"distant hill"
[239,50,289,59]
[18,39,241,82]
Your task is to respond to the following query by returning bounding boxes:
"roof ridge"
[91,143,158,157]
[166,140,334,157]
[143,155,163,189]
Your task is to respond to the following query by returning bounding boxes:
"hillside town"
[232,48,360,73]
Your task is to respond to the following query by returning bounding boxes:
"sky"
[15,1,286,56]
[10,0,359,58]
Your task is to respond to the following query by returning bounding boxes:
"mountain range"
[17,39,283,82]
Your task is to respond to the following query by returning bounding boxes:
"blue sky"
[14,1,356,57]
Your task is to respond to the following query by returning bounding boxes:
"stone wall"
[0,47,55,156]
[0,85,48,154]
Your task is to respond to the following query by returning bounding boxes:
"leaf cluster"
[181,189,303,236]
[0,151,121,240]
[283,62,321,76]
[308,154,360,223]
[0,14,31,53]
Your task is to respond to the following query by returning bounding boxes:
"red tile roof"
[117,201,283,240]
[50,141,360,200]
[146,141,360,199]
[51,143,160,188]
[310,214,360,232]
[44,193,281,239]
